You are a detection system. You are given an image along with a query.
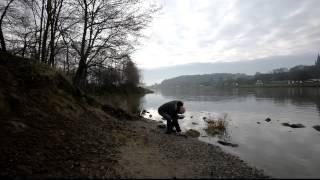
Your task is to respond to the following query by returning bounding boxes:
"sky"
[133,0,320,69]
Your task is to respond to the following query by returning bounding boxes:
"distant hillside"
[142,53,317,85]
[149,58,320,89]
[157,73,250,89]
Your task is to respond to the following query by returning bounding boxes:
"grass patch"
[204,113,228,136]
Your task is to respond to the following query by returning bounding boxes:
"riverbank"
[115,118,268,178]
[0,53,267,178]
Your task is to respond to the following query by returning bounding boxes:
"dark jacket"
[158,100,183,119]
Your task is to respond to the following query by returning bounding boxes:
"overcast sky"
[133,0,320,69]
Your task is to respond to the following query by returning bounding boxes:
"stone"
[282,123,305,128]
[141,109,147,114]
[217,140,239,147]
[157,124,166,129]
[257,122,261,124]
[185,129,200,138]
[313,125,320,132]
[265,118,271,122]
[192,122,198,125]
[7,120,28,133]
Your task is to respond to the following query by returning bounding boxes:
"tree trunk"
[66,45,69,74]
[37,0,45,61]
[22,34,28,57]
[73,0,88,87]
[73,58,87,87]
[0,25,6,52]
[49,19,55,66]
[41,0,52,63]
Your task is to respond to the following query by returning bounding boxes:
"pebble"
[282,123,305,128]
[265,118,271,122]
[313,125,320,132]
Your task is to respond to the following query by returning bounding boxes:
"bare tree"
[65,0,154,87]
[0,0,15,52]
[1,0,158,91]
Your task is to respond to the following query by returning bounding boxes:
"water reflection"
[159,87,320,115]
[97,93,144,113]
[141,87,320,178]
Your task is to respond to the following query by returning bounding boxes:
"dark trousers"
[158,111,181,133]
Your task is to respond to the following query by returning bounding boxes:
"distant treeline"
[151,55,320,89]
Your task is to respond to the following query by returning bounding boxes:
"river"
[139,87,320,178]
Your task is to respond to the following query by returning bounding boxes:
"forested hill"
[151,56,320,89]
[158,73,249,88]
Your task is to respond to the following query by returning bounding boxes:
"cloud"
[133,0,320,69]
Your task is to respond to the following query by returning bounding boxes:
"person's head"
[177,101,185,114]
[179,106,186,114]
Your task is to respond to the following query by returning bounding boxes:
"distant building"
[255,80,263,86]
[270,80,287,85]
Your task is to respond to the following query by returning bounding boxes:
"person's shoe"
[176,132,187,137]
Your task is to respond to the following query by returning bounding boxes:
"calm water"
[140,88,320,178]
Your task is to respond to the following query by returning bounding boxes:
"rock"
[185,129,200,138]
[265,118,271,122]
[7,120,28,133]
[157,124,166,129]
[146,111,150,113]
[190,116,193,118]
[291,124,305,128]
[192,122,198,125]
[203,117,207,120]
[313,125,320,132]
[141,109,147,114]
[257,122,261,124]
[149,114,152,118]
[282,123,305,128]
[217,140,239,147]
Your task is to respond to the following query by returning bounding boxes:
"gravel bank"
[116,118,269,178]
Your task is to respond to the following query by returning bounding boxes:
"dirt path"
[116,118,268,178]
